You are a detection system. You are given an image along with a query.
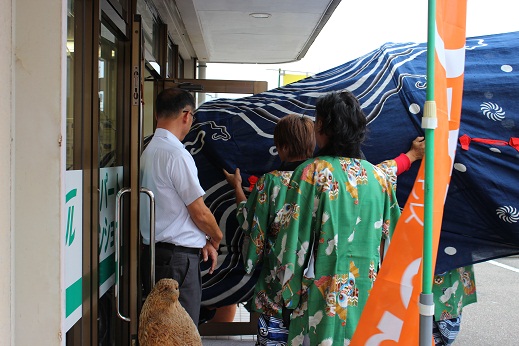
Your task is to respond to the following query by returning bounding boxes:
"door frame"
[127,12,144,342]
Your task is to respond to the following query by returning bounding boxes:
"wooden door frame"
[81,0,101,344]
[126,12,144,343]
[160,78,268,96]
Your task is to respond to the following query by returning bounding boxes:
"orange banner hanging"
[350,0,467,345]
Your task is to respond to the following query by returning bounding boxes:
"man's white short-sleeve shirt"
[140,128,206,248]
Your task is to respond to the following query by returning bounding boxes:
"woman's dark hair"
[314,90,367,158]
[155,88,196,119]
[274,114,315,160]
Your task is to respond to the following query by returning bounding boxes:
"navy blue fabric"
[257,314,289,346]
[188,31,519,307]
[433,316,462,345]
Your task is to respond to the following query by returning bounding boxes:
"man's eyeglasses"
[183,109,196,122]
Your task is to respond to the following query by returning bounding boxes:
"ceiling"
[152,0,342,64]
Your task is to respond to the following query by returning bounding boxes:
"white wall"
[14,0,64,344]
[0,0,13,344]
[184,58,196,79]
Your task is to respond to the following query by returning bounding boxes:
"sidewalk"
[452,256,519,345]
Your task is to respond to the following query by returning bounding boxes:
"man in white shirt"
[140,87,223,324]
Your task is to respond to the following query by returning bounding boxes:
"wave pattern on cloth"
[185,31,519,308]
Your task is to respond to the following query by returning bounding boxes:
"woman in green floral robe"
[272,91,403,345]
[224,114,316,345]
[232,141,422,345]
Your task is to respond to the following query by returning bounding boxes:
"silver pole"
[419,292,435,345]
[140,188,155,290]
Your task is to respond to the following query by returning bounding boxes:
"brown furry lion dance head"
[139,278,202,346]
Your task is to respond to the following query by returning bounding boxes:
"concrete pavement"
[453,255,519,345]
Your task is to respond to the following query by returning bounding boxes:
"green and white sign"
[99,166,123,297]
[65,170,83,332]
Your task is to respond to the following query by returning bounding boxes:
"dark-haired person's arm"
[394,136,425,174]
[223,168,247,204]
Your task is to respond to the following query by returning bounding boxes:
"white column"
[14,0,64,344]
[0,0,13,344]
[198,62,207,105]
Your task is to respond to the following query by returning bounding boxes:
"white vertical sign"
[99,166,124,296]
[65,170,83,331]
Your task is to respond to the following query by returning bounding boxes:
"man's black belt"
[154,242,201,255]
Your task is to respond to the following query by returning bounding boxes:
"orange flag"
[350,0,467,344]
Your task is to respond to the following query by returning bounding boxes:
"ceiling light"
[249,13,271,19]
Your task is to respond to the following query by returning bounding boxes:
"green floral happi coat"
[237,169,295,319]
[273,156,401,345]
[433,265,477,321]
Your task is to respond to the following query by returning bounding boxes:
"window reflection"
[137,0,161,75]
[66,0,74,170]
[99,24,119,168]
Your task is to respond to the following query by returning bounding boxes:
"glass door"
[97,20,125,345]
[65,1,142,344]
[98,15,143,345]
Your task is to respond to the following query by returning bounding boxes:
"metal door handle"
[115,187,131,322]
[140,188,155,290]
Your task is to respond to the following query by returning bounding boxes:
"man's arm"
[187,197,223,249]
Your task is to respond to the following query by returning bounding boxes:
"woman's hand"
[223,168,243,190]
[223,168,247,204]
[406,136,425,163]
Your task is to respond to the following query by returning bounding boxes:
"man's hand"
[202,241,219,274]
[209,237,220,251]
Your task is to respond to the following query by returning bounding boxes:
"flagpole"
[420,0,437,344]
